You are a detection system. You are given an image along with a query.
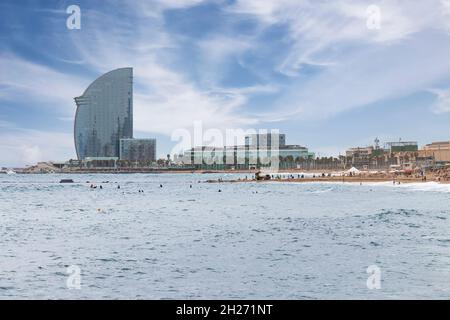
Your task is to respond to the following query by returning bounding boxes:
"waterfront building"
[344,146,376,168]
[423,141,450,151]
[120,138,156,162]
[345,146,374,158]
[181,133,314,169]
[385,141,418,153]
[83,157,119,168]
[419,140,450,164]
[74,67,157,166]
[74,68,133,159]
[245,133,286,148]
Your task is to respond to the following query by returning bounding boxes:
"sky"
[1,0,450,167]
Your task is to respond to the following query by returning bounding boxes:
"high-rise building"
[74,68,133,160]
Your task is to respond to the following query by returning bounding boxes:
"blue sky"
[1,0,450,166]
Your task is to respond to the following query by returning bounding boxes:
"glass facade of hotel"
[120,139,156,162]
[74,68,133,160]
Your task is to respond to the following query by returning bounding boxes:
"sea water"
[1,173,450,299]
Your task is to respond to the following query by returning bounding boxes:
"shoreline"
[207,176,450,184]
[3,169,259,175]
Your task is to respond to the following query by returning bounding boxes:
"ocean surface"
[1,173,450,299]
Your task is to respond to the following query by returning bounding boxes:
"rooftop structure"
[385,141,418,153]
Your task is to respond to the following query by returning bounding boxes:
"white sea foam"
[395,181,450,193]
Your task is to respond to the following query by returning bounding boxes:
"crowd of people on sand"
[230,166,450,184]
[432,168,450,182]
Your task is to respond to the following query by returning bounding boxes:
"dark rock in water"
[60,179,74,183]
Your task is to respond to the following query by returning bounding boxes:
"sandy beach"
[207,172,450,184]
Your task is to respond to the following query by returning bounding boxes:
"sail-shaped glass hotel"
[74,68,134,160]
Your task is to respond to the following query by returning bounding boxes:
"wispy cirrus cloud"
[0,54,88,115]
[62,1,267,135]
[229,0,449,76]
[1,0,450,166]
[429,87,450,114]
[224,0,450,123]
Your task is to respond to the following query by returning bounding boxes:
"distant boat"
[6,169,16,175]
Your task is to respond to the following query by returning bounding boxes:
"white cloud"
[0,127,75,167]
[65,4,264,136]
[272,29,450,120]
[429,88,450,114]
[154,0,205,9]
[222,0,450,122]
[0,54,88,115]
[2,0,450,166]
[229,0,450,76]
